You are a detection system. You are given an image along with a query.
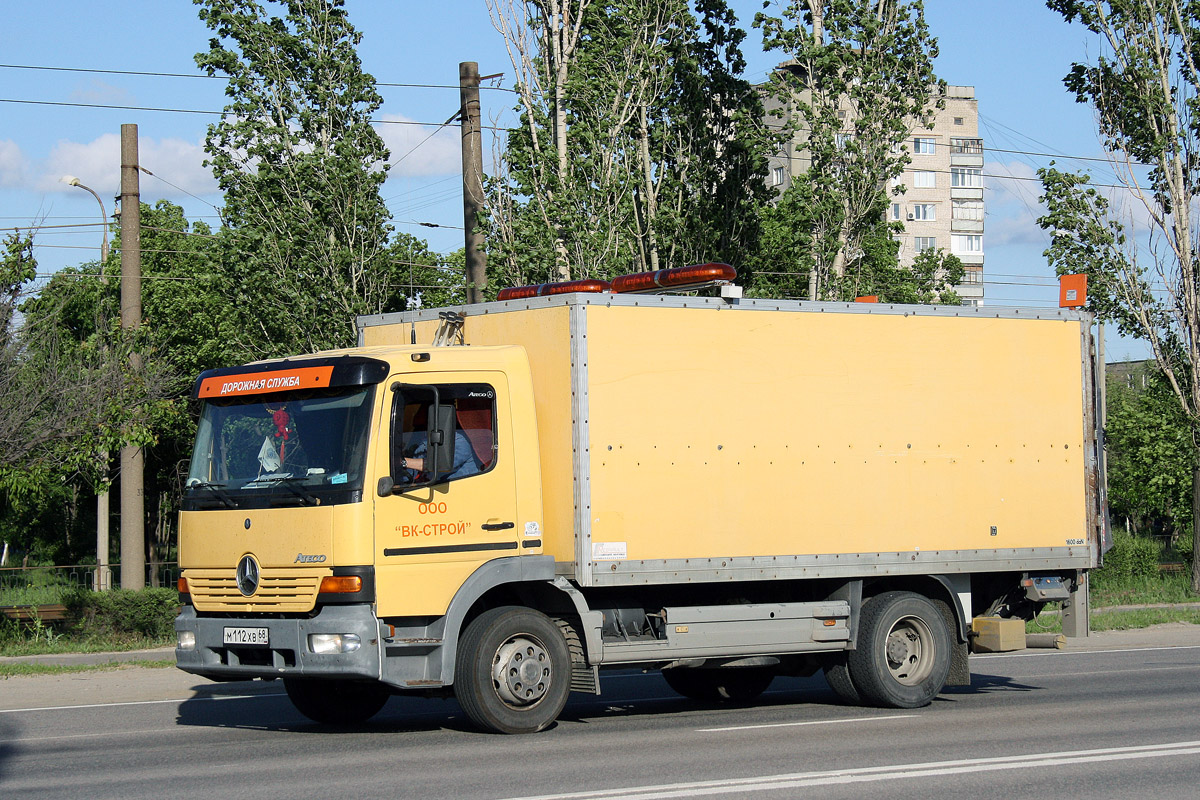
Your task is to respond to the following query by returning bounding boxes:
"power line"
[0,62,516,92]
[0,97,512,131]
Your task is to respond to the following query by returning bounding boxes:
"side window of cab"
[390,383,497,486]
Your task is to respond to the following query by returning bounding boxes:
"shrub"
[63,587,180,639]
[1095,527,1160,583]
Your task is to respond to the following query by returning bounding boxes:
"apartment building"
[766,81,985,306]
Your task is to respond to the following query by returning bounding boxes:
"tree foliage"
[486,0,771,287]
[751,0,944,301]
[195,0,394,356]
[1039,0,1200,586]
[1105,367,1193,538]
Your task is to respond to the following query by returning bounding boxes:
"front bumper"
[175,604,382,681]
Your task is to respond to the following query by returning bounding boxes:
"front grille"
[185,568,329,613]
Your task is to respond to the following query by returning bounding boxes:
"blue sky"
[0,1,1144,359]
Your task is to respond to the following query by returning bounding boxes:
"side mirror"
[426,403,456,481]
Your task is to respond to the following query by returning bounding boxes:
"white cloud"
[983,160,1050,247]
[0,139,27,187]
[39,134,218,198]
[376,114,461,177]
[70,79,136,107]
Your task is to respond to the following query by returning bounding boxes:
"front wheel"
[846,591,951,709]
[454,606,571,734]
[283,678,391,724]
[663,667,775,702]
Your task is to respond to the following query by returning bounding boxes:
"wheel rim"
[884,615,935,686]
[491,634,553,708]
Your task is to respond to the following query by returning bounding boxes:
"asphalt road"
[2,637,1199,799]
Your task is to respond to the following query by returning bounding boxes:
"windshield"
[184,385,375,509]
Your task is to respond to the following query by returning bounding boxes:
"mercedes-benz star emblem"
[236,554,260,597]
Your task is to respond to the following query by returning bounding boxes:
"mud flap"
[947,639,970,686]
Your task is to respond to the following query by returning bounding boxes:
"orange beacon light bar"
[610,262,736,294]
[497,279,611,301]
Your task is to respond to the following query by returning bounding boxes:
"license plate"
[223,626,269,646]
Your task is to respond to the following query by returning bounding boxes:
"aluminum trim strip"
[584,548,1091,587]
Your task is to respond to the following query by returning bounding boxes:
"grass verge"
[0,659,175,679]
[0,633,173,658]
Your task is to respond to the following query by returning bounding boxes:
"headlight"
[177,631,197,650]
[308,633,361,654]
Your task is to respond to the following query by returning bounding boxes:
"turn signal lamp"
[319,575,363,594]
[497,278,611,301]
[610,262,736,293]
[177,631,196,650]
[177,577,189,593]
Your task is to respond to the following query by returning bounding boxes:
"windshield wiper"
[259,475,320,506]
[188,480,237,509]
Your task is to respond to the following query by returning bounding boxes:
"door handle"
[481,521,515,531]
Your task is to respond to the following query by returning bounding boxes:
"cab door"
[373,372,521,618]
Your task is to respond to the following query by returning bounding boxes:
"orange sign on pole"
[1059,274,1087,308]
[855,295,879,303]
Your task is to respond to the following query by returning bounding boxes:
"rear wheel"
[846,591,951,708]
[822,655,863,705]
[283,678,390,724]
[454,606,571,734]
[663,667,775,702]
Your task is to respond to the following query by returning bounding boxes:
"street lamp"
[60,175,109,264]
[61,174,112,591]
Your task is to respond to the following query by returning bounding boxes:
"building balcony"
[951,153,984,168]
[951,218,985,233]
[954,252,985,266]
[951,187,984,200]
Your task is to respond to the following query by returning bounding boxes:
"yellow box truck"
[175,269,1106,733]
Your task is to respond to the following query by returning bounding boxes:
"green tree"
[1105,367,1193,539]
[1039,0,1200,588]
[752,0,944,300]
[195,0,394,357]
[486,0,770,288]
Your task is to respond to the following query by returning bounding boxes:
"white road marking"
[499,740,1200,800]
[696,714,917,732]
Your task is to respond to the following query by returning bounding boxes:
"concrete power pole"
[460,61,486,304]
[119,123,145,590]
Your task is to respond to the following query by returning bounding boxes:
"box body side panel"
[583,305,1091,583]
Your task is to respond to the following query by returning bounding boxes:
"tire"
[283,678,390,724]
[846,591,952,709]
[822,655,864,705]
[662,667,775,702]
[454,606,571,734]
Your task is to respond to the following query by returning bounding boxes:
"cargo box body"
[359,294,1105,589]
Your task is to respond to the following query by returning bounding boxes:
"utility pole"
[119,123,145,590]
[460,61,486,304]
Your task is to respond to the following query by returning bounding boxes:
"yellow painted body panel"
[363,306,575,565]
[584,306,1088,559]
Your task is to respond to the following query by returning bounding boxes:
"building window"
[961,268,983,284]
[913,137,936,154]
[892,203,902,221]
[911,203,936,221]
[913,171,936,188]
[954,117,965,126]
[951,167,982,188]
[772,166,786,186]
[951,234,983,253]
[952,199,984,221]
[914,237,937,253]
[950,138,983,155]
